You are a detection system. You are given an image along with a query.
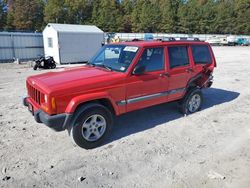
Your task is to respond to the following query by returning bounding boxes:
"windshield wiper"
[95,64,113,71]
[86,62,112,71]
[86,62,95,67]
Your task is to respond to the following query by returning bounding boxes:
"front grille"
[27,82,42,105]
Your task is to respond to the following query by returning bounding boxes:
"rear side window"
[191,45,212,64]
[168,46,189,69]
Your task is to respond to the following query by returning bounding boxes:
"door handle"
[160,73,170,77]
[185,68,193,73]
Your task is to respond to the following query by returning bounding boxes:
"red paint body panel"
[125,70,168,112]
[25,40,216,117]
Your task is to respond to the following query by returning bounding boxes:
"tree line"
[0,0,250,35]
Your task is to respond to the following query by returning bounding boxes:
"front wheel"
[69,103,113,149]
[179,88,203,115]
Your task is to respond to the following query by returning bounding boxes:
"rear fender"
[186,73,202,89]
[187,71,213,90]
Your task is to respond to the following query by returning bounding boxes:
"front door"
[125,47,169,112]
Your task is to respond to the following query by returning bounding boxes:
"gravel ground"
[0,46,250,188]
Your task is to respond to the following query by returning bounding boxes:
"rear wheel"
[51,63,56,69]
[33,64,38,70]
[179,88,203,115]
[69,103,113,149]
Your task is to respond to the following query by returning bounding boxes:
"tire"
[68,103,113,149]
[179,88,203,115]
[33,64,38,70]
[51,63,56,69]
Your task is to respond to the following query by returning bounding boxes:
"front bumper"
[23,97,73,132]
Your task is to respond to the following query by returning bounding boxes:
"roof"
[119,40,208,47]
[46,23,104,33]
[0,32,42,36]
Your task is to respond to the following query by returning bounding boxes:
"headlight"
[41,94,49,112]
[44,94,48,103]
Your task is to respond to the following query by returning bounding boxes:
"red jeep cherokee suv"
[23,39,216,149]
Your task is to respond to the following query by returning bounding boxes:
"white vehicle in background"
[220,37,228,46]
[205,36,221,46]
[227,35,237,46]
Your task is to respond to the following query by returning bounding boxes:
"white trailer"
[43,23,104,64]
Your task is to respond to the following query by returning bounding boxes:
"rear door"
[166,45,193,101]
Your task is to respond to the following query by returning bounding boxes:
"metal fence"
[0,32,44,63]
[115,33,250,41]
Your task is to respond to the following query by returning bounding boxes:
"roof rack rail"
[175,37,200,41]
[126,37,201,42]
[124,38,143,42]
[156,37,176,42]
[131,38,143,42]
[156,37,200,42]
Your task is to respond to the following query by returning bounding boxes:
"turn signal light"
[51,97,56,111]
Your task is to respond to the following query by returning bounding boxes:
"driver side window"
[137,47,164,72]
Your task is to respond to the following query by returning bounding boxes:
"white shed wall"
[43,24,104,64]
[43,27,60,63]
[58,32,104,64]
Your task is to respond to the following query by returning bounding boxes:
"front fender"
[65,92,119,115]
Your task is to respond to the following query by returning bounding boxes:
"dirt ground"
[0,46,250,188]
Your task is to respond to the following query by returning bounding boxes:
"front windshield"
[89,45,139,72]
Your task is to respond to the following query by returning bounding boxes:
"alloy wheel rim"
[81,114,106,142]
[188,94,201,112]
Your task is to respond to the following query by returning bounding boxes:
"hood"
[28,66,123,94]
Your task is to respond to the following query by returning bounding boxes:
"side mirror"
[133,65,146,75]
[112,49,119,54]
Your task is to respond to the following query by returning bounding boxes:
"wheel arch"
[186,73,202,91]
[74,98,116,115]
[65,92,118,116]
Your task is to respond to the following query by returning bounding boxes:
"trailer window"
[191,45,212,64]
[48,38,53,48]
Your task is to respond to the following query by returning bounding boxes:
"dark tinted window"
[137,47,164,72]
[168,46,189,69]
[191,45,212,64]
